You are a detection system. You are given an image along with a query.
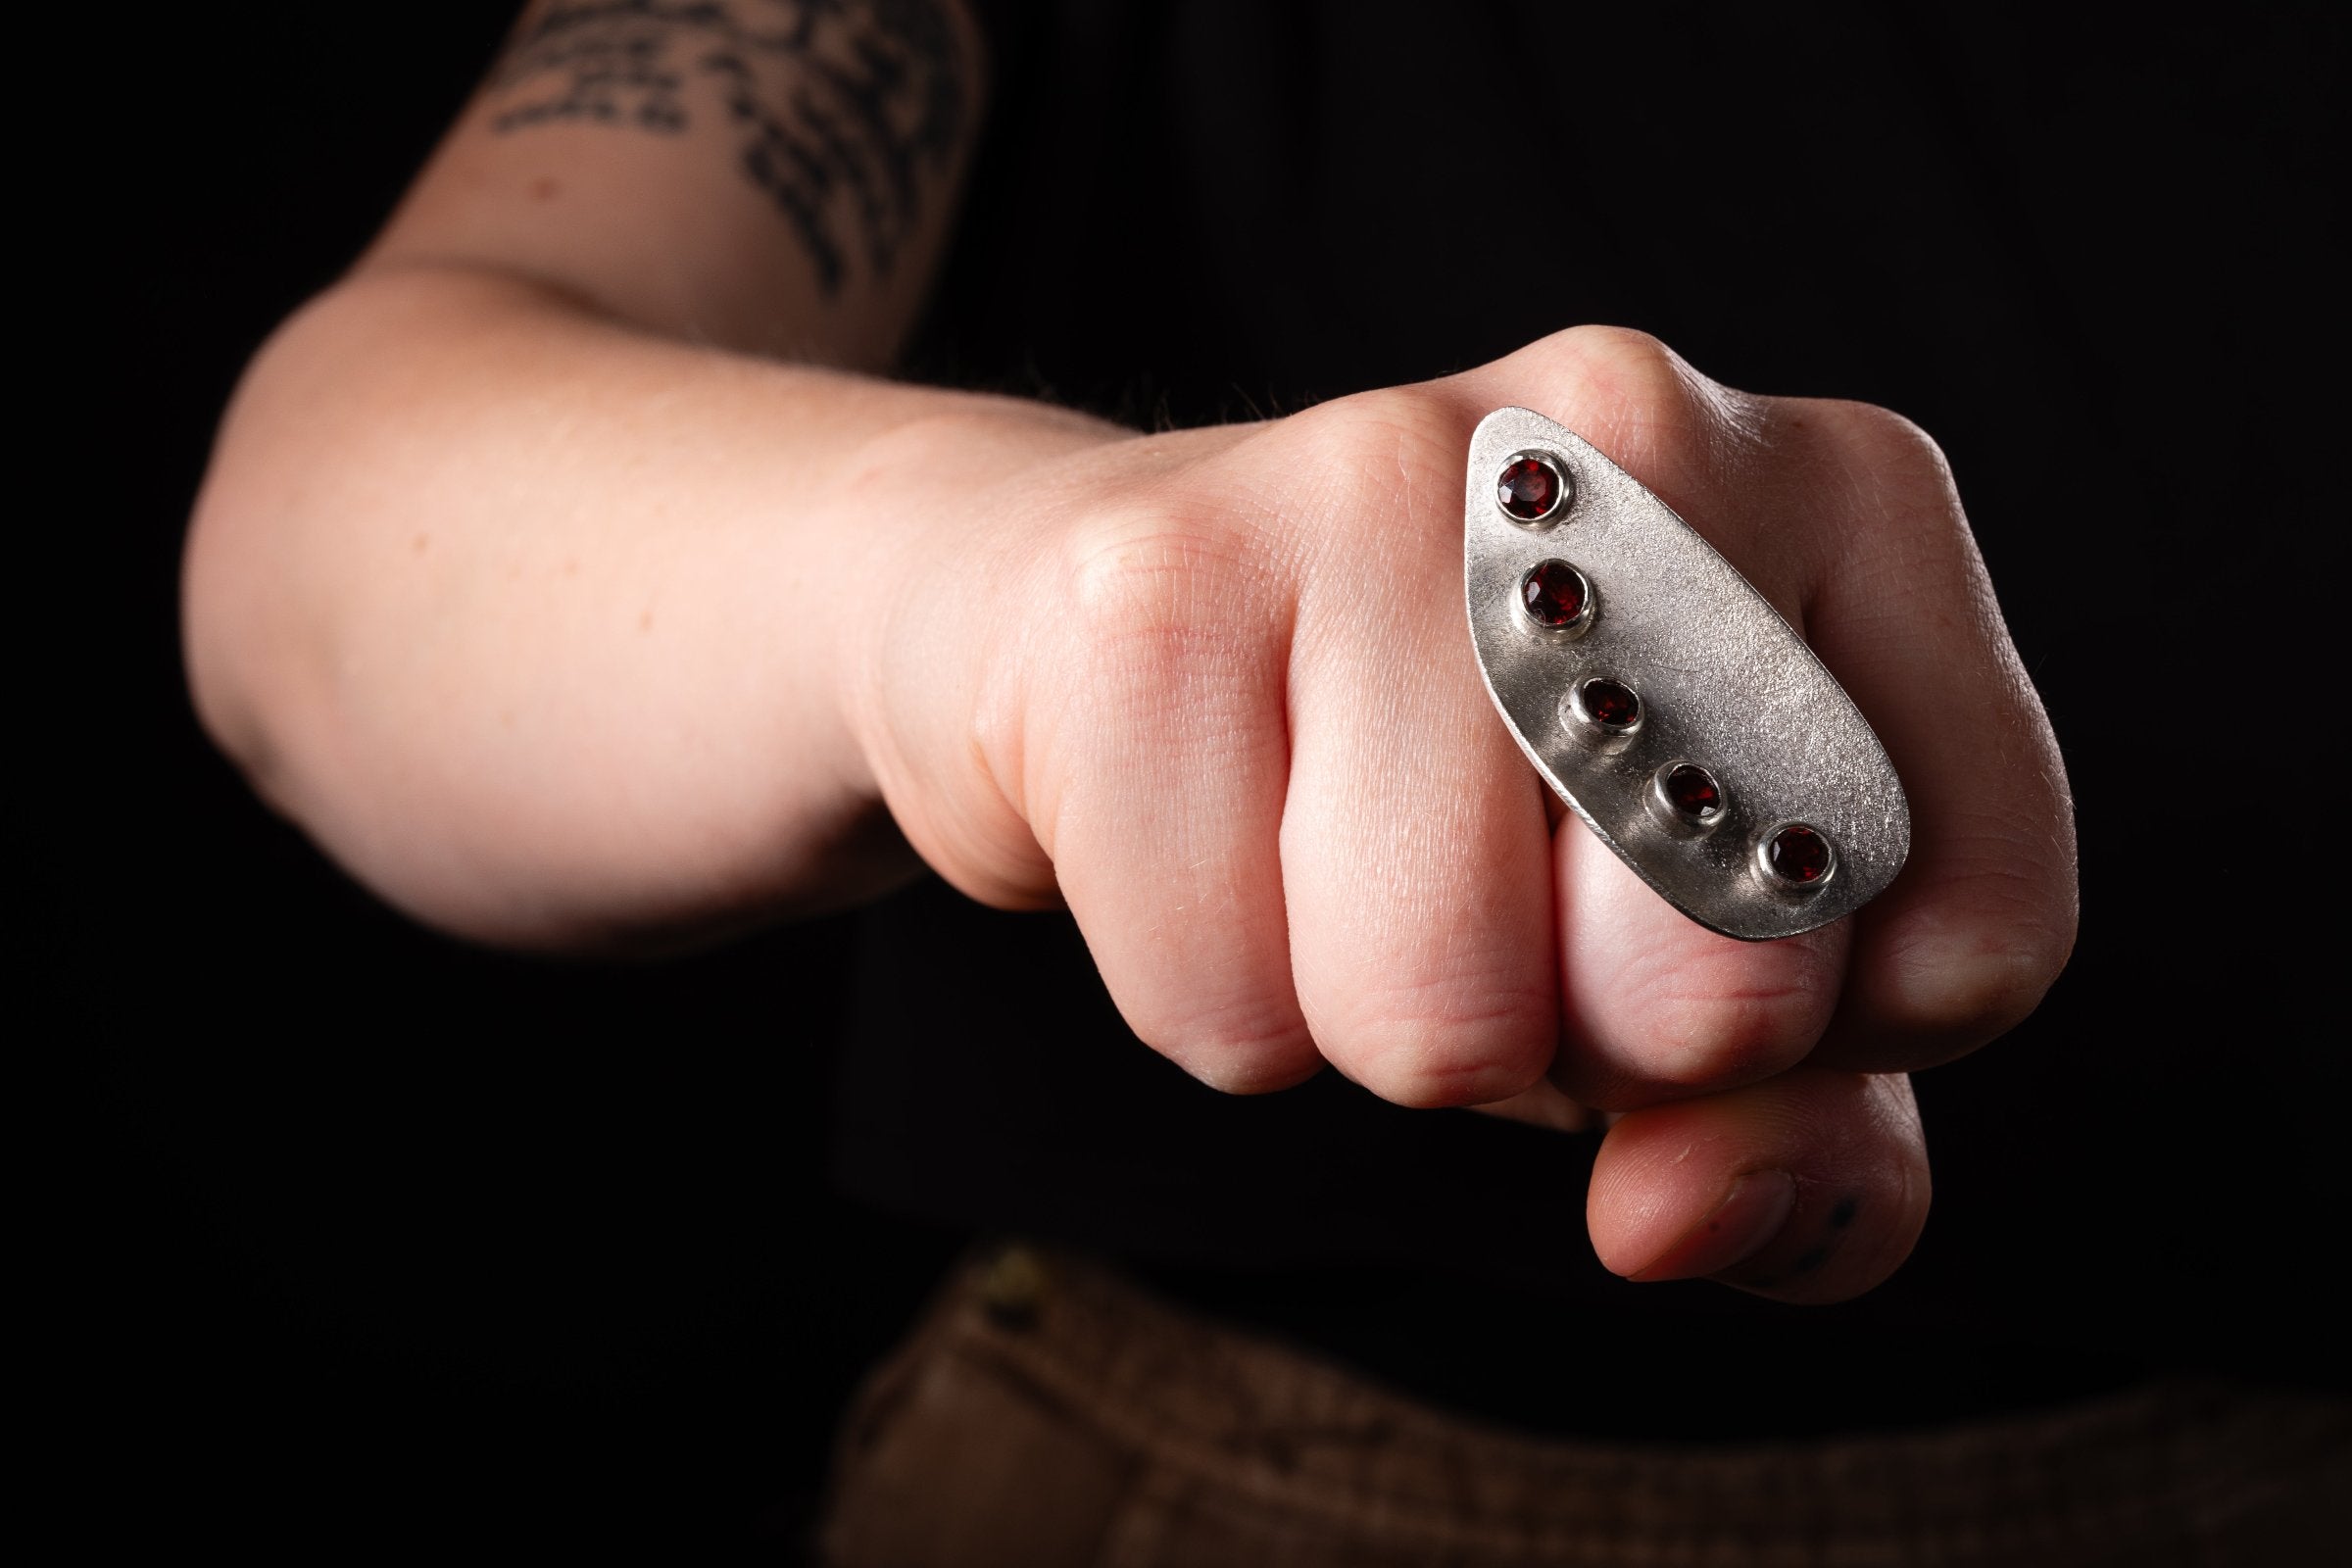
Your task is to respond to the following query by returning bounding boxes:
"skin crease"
[181,1,2077,1308]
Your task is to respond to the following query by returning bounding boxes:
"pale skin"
[183,1,2077,1304]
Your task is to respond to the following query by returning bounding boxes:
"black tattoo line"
[489,0,966,296]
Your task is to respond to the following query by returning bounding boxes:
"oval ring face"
[1465,408,1910,940]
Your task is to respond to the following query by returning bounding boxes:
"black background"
[58,2,2345,1558]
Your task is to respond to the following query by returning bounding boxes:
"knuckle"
[1559,324,1686,391]
[1027,506,1283,851]
[1150,1009,1324,1096]
[1274,385,1463,531]
[1361,1051,1543,1111]
[1812,824,2077,1073]
[1554,325,1738,428]
[1824,399,1950,469]
[1587,941,1842,1102]
[1320,981,1554,1109]
[1632,979,1837,1096]
[1811,400,1964,518]
[1537,326,1763,512]
[1873,862,2077,1058]
[1059,504,1269,671]
[1894,910,2072,1044]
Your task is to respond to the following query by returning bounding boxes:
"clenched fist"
[840,325,2077,1299]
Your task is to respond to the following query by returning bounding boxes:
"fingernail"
[1625,1169,1796,1283]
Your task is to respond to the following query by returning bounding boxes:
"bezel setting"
[1495,451,1572,527]
[1513,559,1595,640]
[1754,821,1838,897]
[1647,760,1727,837]
[1562,676,1643,747]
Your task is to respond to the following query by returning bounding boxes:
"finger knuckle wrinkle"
[1563,323,1678,375]
[1366,1048,1543,1110]
[1063,514,1261,656]
[1150,1008,1320,1095]
[1283,389,1460,512]
[1184,1050,1321,1098]
[1625,940,1838,1088]
[1548,326,1759,478]
[1336,983,1553,1107]
[1823,401,1959,500]
[1643,986,1827,1088]
[1923,941,2067,1042]
[1886,885,2075,1043]
[1940,840,2078,939]
[1559,325,1708,413]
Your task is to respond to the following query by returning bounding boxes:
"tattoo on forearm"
[489,0,967,296]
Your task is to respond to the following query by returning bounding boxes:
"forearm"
[184,261,1118,947]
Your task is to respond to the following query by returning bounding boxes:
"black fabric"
[839,0,2349,1426]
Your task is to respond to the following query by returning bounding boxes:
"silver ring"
[1463,407,1908,941]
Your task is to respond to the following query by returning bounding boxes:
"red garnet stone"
[1767,823,1834,884]
[1519,561,1587,627]
[1580,677,1642,730]
[1664,763,1722,818]
[1497,456,1563,521]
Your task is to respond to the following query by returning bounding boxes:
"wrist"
[823,395,1135,893]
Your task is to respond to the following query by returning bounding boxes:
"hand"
[847,326,2076,1301]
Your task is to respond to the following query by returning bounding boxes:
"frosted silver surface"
[1465,409,1909,940]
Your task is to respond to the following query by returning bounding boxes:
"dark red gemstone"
[1519,561,1587,627]
[1664,763,1722,818]
[1767,824,1834,884]
[1581,677,1641,730]
[1497,456,1563,520]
